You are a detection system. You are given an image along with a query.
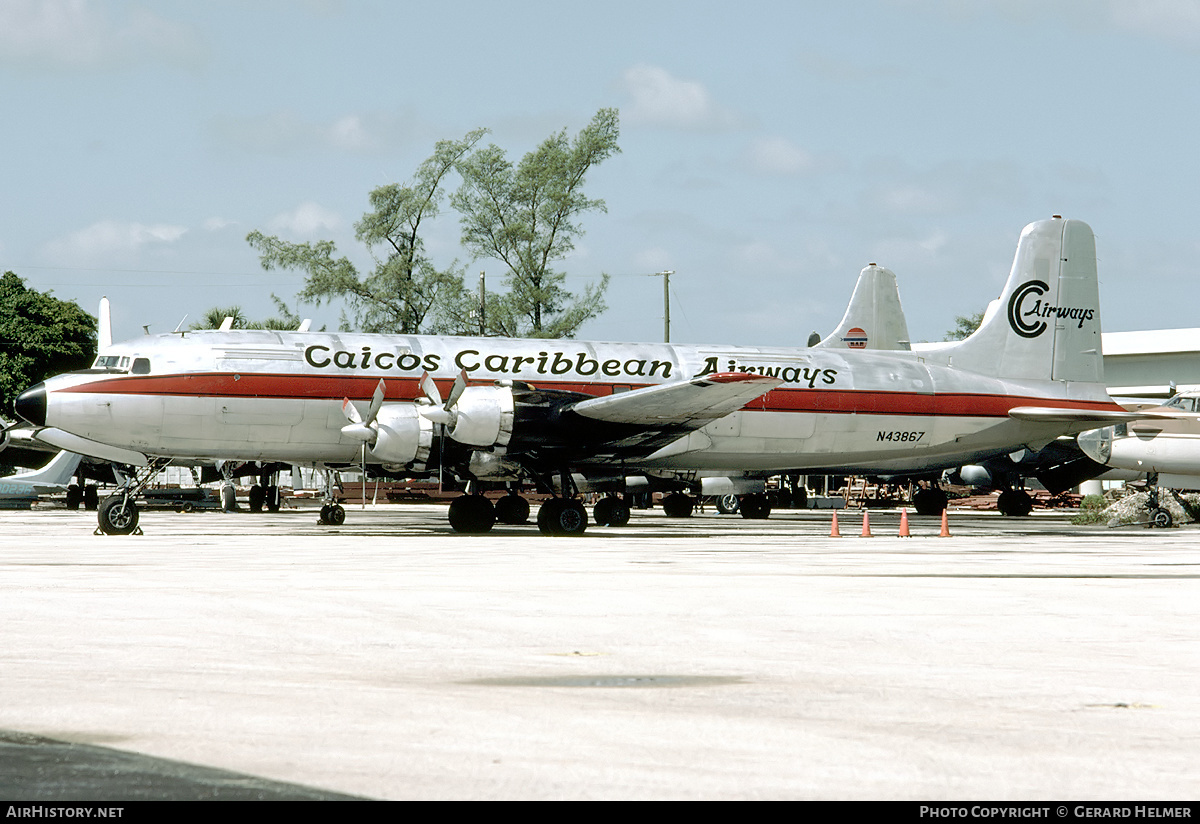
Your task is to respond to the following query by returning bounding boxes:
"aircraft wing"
[570,372,782,425]
[1007,407,1176,424]
[32,427,150,466]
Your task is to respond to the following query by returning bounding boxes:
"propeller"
[416,370,467,491]
[340,379,386,510]
[416,370,468,426]
[340,379,387,442]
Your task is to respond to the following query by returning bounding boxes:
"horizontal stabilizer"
[571,372,782,425]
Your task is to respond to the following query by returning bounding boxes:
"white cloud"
[733,240,798,275]
[329,115,377,152]
[621,64,742,130]
[0,0,204,70]
[1110,0,1200,47]
[203,217,237,232]
[267,202,341,237]
[44,219,188,265]
[211,110,408,155]
[634,247,676,272]
[747,137,813,176]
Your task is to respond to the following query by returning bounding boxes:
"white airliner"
[15,217,1140,535]
[0,450,83,505]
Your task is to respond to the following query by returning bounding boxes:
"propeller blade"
[445,369,468,409]
[419,371,443,407]
[341,397,363,425]
[365,379,386,425]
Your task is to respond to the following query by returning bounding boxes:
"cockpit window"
[132,358,151,374]
[92,355,141,373]
[93,355,124,371]
[1164,396,1197,412]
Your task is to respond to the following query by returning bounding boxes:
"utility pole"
[478,271,486,335]
[652,270,675,342]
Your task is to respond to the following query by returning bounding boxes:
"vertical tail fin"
[8,450,83,485]
[930,217,1103,383]
[98,296,112,353]
[814,264,912,351]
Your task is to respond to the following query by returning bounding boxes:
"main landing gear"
[592,495,631,527]
[996,488,1034,517]
[660,492,772,520]
[248,470,283,513]
[912,486,948,516]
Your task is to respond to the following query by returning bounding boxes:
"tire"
[220,484,238,512]
[593,496,631,527]
[661,493,695,518]
[715,494,740,514]
[265,485,282,512]
[326,504,345,526]
[1149,507,1173,529]
[997,489,1033,517]
[494,494,530,525]
[448,495,496,533]
[98,495,139,536]
[248,485,265,513]
[738,493,771,520]
[913,488,947,516]
[83,486,99,511]
[66,485,83,511]
[537,499,588,535]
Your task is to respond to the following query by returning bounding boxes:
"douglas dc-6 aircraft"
[14,217,1145,535]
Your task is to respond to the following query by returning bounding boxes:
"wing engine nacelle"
[368,405,433,469]
[446,386,515,448]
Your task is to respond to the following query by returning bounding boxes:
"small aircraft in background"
[16,217,1142,536]
[1077,392,1200,526]
[0,450,83,506]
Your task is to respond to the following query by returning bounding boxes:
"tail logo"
[1008,278,1097,338]
[842,327,868,349]
[1007,280,1050,338]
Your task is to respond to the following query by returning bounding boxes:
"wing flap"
[1007,406,1175,424]
[571,372,782,425]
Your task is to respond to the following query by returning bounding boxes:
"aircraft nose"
[1076,426,1112,464]
[14,383,47,427]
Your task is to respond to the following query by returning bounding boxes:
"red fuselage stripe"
[58,372,1127,419]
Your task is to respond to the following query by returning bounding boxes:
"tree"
[247,129,487,335]
[453,108,619,338]
[944,310,985,341]
[0,271,96,422]
[189,295,314,331]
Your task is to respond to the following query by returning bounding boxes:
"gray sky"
[3,0,1197,345]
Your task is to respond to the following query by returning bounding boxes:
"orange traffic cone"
[860,509,873,538]
[939,508,951,537]
[898,508,911,537]
[830,510,841,537]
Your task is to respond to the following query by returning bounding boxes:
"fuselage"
[21,328,1124,476]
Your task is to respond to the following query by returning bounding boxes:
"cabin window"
[132,358,151,374]
[611,384,631,394]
